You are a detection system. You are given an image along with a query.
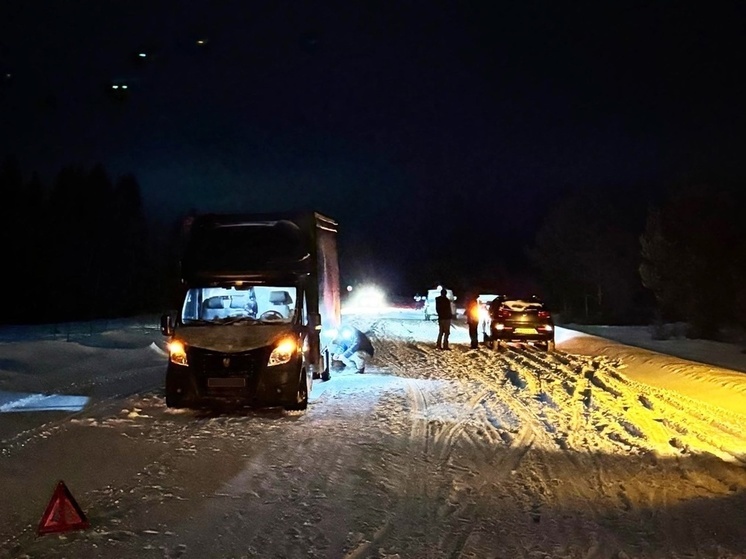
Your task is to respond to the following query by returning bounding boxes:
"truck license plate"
[207,377,246,388]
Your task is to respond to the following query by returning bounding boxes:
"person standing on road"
[435,288,453,350]
[465,295,480,349]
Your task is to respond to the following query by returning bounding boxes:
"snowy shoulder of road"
[560,322,746,415]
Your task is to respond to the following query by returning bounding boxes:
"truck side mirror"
[160,314,173,337]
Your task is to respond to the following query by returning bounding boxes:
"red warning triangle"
[37,480,90,535]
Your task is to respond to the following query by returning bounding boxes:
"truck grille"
[187,347,262,375]
[186,347,266,397]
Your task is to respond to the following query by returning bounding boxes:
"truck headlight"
[268,337,298,367]
[168,339,188,366]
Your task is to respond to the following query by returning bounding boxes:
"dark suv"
[489,298,555,351]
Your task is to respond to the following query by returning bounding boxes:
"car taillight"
[538,311,550,319]
[498,309,512,318]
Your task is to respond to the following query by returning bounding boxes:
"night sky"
[2,1,745,294]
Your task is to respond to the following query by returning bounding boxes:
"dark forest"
[0,155,180,324]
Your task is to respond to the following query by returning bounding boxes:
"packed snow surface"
[0,310,744,558]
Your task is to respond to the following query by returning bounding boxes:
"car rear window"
[503,300,544,312]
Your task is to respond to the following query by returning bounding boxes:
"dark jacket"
[465,299,480,326]
[435,294,453,319]
[488,296,506,319]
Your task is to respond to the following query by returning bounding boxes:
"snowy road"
[1,314,745,558]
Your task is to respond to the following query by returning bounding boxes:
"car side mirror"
[160,314,173,337]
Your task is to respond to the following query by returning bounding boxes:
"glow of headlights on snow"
[0,392,90,413]
[553,327,583,343]
[342,285,388,314]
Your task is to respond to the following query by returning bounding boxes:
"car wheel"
[285,373,309,411]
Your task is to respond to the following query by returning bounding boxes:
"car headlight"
[168,339,188,366]
[268,337,298,367]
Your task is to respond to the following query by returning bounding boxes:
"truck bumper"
[166,361,301,408]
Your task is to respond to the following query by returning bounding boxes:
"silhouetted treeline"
[528,186,652,325]
[529,180,746,338]
[0,155,181,324]
[639,182,746,338]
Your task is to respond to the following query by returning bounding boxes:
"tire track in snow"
[517,347,693,455]
[342,376,439,557]
[363,341,511,557]
[352,317,746,556]
[553,351,746,462]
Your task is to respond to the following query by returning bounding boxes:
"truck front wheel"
[285,373,308,411]
[165,390,184,408]
[165,371,187,408]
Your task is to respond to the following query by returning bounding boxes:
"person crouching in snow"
[331,325,375,373]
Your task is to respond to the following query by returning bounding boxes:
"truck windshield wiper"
[220,316,260,326]
[183,319,212,325]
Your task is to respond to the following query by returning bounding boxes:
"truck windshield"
[181,285,298,325]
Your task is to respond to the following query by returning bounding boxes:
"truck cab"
[161,212,340,411]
